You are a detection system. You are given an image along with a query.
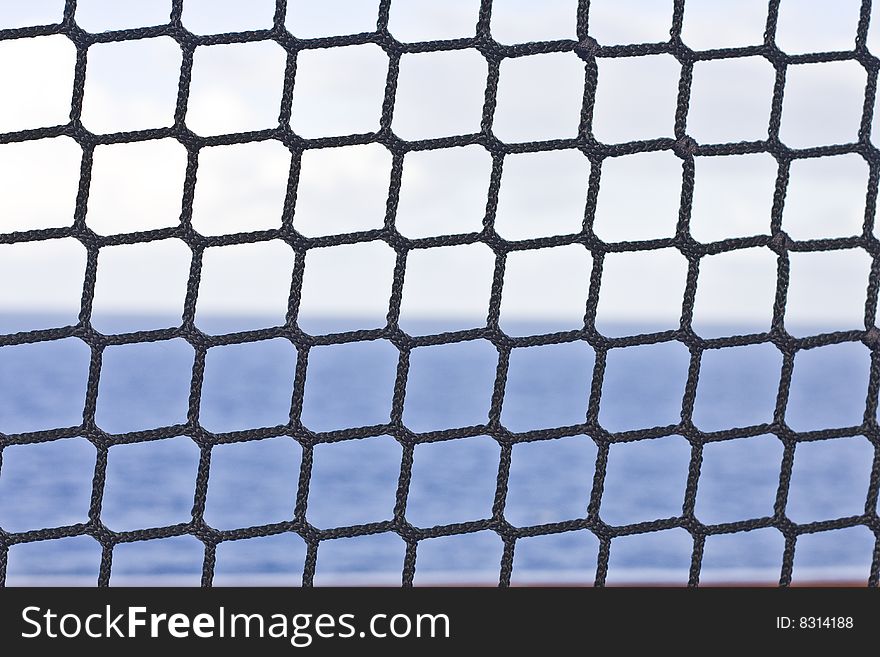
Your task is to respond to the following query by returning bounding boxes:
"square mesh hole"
[595,248,688,336]
[0,137,81,233]
[86,139,187,236]
[695,435,783,524]
[388,0,479,42]
[499,245,591,336]
[0,338,90,434]
[494,150,589,241]
[301,340,398,432]
[787,436,873,524]
[681,0,767,50]
[407,436,499,527]
[785,249,871,336]
[779,61,866,149]
[693,343,782,431]
[505,436,597,526]
[81,37,181,134]
[399,244,495,335]
[0,238,86,334]
[606,528,693,585]
[182,0,275,34]
[691,247,777,338]
[782,154,868,240]
[690,154,777,242]
[590,0,672,45]
[204,437,301,530]
[110,536,204,586]
[91,239,191,334]
[786,342,870,432]
[688,57,774,144]
[593,151,681,243]
[493,53,585,143]
[0,35,74,132]
[192,141,292,236]
[593,55,680,144]
[511,531,598,585]
[187,41,286,137]
[402,341,498,432]
[396,145,491,239]
[307,436,401,528]
[96,339,194,434]
[791,526,875,585]
[314,533,406,586]
[393,50,487,141]
[102,437,200,532]
[601,436,690,525]
[298,243,395,334]
[0,438,95,532]
[286,0,378,38]
[6,536,101,586]
[776,0,861,54]
[491,0,577,44]
[599,342,690,432]
[700,529,784,585]
[195,240,295,334]
[414,531,503,586]
[501,342,594,432]
[291,44,388,138]
[0,1,65,29]
[294,144,391,237]
[75,0,170,32]
[200,338,297,433]
[213,534,307,586]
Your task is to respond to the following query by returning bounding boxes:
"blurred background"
[0,0,877,585]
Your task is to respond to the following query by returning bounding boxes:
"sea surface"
[0,315,876,586]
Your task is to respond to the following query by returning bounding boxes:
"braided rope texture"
[1,0,879,588]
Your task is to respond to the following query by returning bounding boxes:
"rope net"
[1,0,879,587]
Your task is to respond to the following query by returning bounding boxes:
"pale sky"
[0,0,877,333]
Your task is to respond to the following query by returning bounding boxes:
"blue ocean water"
[0,316,876,586]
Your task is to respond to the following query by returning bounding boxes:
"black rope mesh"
[0,0,879,588]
